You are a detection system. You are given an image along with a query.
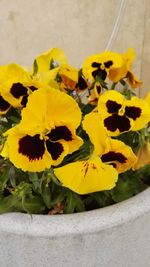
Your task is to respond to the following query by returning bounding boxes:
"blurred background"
[0,0,149,96]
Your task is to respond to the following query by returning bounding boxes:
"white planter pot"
[0,187,150,267]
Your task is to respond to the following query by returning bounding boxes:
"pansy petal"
[47,125,83,155]
[109,48,135,83]
[125,97,150,131]
[59,64,78,82]
[20,87,82,133]
[98,90,124,117]
[54,156,118,194]
[46,139,69,166]
[145,91,150,106]
[101,139,137,173]
[33,48,67,73]
[82,112,108,155]
[35,67,60,85]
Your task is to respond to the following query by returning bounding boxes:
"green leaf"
[0,195,18,214]
[28,172,40,190]
[111,170,146,203]
[0,169,9,191]
[33,59,38,75]
[41,182,51,209]
[91,191,114,208]
[64,190,85,214]
[50,190,65,207]
[8,166,16,187]
[21,195,45,214]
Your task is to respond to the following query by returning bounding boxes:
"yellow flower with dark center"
[98,90,150,136]
[1,87,83,172]
[83,112,137,173]
[1,125,69,172]
[109,48,142,87]
[53,113,113,194]
[54,111,137,194]
[0,63,42,108]
[82,51,124,81]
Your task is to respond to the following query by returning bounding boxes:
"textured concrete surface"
[0,187,150,267]
[0,0,149,96]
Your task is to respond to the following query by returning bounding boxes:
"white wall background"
[0,0,149,96]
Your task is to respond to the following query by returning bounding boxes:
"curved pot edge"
[0,187,150,237]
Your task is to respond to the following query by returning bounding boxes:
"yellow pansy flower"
[54,112,117,195]
[82,51,124,81]
[1,125,69,172]
[83,112,137,173]
[98,90,150,136]
[1,87,83,172]
[54,111,136,194]
[0,63,42,108]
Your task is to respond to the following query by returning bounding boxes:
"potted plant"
[0,47,150,267]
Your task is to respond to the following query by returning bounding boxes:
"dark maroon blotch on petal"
[0,96,10,111]
[46,140,64,160]
[48,126,73,141]
[104,114,131,132]
[10,83,28,99]
[101,151,127,164]
[106,100,122,114]
[125,106,141,120]
[19,134,45,161]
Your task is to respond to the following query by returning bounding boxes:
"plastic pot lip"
[0,187,150,238]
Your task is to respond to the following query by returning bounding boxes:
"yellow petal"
[102,139,137,173]
[82,112,108,155]
[145,91,150,106]
[20,87,82,134]
[126,71,142,88]
[98,90,124,117]
[54,156,118,194]
[33,48,67,73]
[125,97,150,131]
[59,64,78,82]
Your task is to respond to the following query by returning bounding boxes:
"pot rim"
[0,187,150,237]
